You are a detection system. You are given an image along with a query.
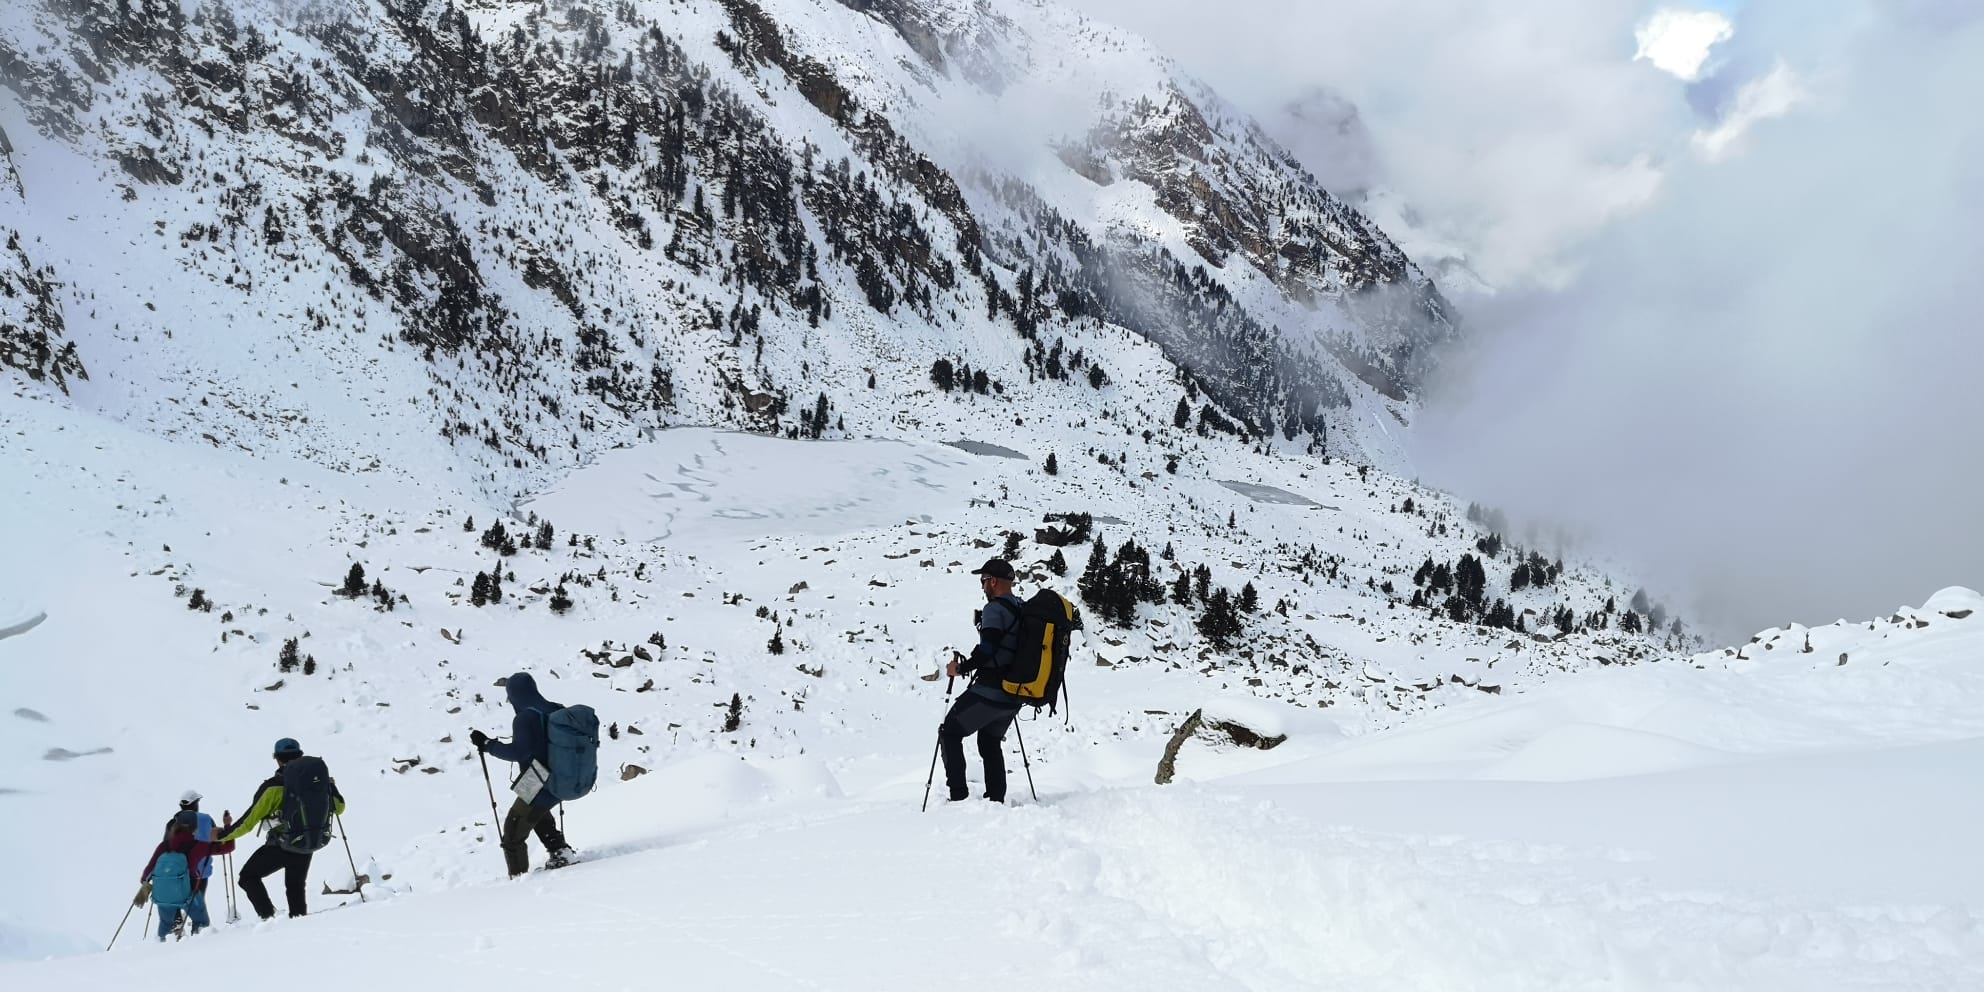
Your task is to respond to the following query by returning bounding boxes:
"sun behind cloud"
[1635,7,1736,80]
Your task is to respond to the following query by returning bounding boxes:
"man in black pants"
[215,737,345,919]
[940,557,1026,802]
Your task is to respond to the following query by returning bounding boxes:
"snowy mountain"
[6,1,1976,987]
[0,0,1454,502]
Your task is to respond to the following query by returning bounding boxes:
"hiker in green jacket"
[214,738,345,919]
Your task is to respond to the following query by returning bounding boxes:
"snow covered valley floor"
[4,388,1982,990]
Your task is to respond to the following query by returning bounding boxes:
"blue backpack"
[150,852,193,910]
[535,704,600,802]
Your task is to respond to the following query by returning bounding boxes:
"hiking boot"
[545,847,577,869]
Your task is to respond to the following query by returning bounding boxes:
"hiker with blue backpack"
[214,738,345,920]
[138,810,227,940]
[154,790,236,928]
[471,671,599,878]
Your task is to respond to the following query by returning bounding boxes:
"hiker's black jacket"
[960,594,1024,703]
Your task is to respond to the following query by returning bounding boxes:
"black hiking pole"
[106,889,142,951]
[334,812,366,903]
[1012,717,1038,802]
[478,748,502,828]
[920,668,958,812]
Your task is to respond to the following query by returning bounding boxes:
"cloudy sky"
[1063,0,1984,635]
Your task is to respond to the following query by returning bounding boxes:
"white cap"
[179,789,202,804]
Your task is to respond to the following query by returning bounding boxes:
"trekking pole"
[225,853,242,920]
[1012,716,1038,802]
[141,904,151,943]
[106,894,139,951]
[478,749,502,827]
[334,812,366,903]
[223,851,239,923]
[222,809,239,923]
[920,668,958,812]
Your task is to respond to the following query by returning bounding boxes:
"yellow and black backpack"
[998,590,1082,714]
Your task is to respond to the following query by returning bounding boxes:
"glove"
[134,881,151,906]
[469,729,489,751]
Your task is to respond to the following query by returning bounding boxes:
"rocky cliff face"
[0,0,1455,496]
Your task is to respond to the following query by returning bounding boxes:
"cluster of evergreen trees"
[1076,537,1166,628]
[1071,534,1256,650]
[337,563,400,611]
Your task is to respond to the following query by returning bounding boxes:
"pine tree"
[339,563,366,598]
[1173,396,1190,429]
[723,692,744,733]
[1171,569,1193,605]
[278,638,301,673]
[1238,582,1258,613]
[930,358,955,392]
[1196,588,1243,650]
[1044,452,1058,475]
[1046,549,1067,575]
[463,515,475,532]
[767,626,785,655]
[1078,536,1109,610]
[549,585,573,615]
[471,571,491,607]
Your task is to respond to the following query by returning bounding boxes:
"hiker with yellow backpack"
[933,557,1080,805]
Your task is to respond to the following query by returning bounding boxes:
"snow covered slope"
[3,364,1689,960]
[6,365,1978,986]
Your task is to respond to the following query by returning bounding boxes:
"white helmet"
[179,789,202,805]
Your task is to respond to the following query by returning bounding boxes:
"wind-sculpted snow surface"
[520,429,993,545]
[4,378,1980,984]
[8,779,1981,989]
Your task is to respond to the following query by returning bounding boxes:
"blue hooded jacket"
[484,672,564,809]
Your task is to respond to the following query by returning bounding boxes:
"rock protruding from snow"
[1923,586,1982,619]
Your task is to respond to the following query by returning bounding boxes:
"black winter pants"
[500,799,571,877]
[238,844,313,919]
[939,694,1021,802]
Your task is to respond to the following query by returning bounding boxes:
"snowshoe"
[543,848,579,870]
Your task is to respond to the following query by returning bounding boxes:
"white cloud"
[1416,7,1984,634]
[1634,8,1736,81]
[1692,59,1807,159]
[1057,0,1699,290]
